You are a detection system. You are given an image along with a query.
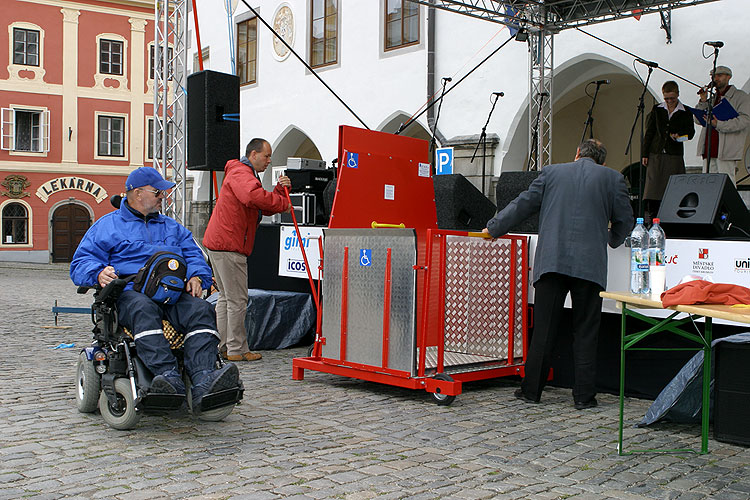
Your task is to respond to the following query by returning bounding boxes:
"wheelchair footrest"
[137,393,186,412]
[196,387,243,413]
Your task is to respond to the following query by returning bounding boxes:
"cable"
[398,33,516,134]
[239,0,369,130]
[576,27,702,89]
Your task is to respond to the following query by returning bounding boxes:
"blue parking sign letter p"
[436,147,453,175]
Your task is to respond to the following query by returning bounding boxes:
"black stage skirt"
[644,153,685,201]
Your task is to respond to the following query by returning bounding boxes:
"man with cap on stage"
[695,65,750,184]
[70,167,240,412]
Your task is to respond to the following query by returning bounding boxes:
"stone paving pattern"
[1,263,749,499]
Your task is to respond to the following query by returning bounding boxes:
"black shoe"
[150,373,186,395]
[514,388,540,404]
[574,398,598,410]
[191,363,240,410]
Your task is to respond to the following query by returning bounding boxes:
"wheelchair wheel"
[75,351,100,413]
[99,378,141,430]
[186,385,235,422]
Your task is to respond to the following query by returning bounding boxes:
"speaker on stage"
[714,341,750,446]
[433,174,496,231]
[495,171,540,233]
[187,70,240,171]
[658,174,750,238]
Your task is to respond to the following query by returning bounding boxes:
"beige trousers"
[707,158,738,185]
[207,249,250,356]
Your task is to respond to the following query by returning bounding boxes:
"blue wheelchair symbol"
[347,152,359,169]
[360,249,372,266]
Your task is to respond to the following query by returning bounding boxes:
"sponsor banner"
[278,226,323,280]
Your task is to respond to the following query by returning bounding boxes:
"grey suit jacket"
[486,157,634,289]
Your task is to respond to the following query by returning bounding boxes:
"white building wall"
[188,0,750,190]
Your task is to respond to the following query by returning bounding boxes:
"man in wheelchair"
[71,167,242,421]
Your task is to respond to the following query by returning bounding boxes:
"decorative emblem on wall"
[272,4,295,60]
[1,175,32,199]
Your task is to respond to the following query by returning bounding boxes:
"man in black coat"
[484,139,633,408]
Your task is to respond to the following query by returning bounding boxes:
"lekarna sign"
[436,147,453,175]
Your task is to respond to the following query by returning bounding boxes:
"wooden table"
[600,291,750,455]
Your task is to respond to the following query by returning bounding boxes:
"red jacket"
[203,158,288,256]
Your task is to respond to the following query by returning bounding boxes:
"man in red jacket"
[204,138,292,361]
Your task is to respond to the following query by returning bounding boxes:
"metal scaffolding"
[153,0,188,223]
[411,0,718,169]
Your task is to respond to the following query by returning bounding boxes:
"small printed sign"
[278,226,323,279]
[418,162,431,177]
[436,147,454,175]
[360,249,372,267]
[346,151,359,169]
[384,184,395,200]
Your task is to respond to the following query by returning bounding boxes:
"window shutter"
[1,108,13,150]
[41,110,50,152]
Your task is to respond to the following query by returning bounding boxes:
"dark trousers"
[521,272,603,403]
[117,290,219,381]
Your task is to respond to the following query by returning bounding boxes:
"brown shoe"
[219,347,228,360]
[227,351,262,362]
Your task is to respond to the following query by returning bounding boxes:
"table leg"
[618,302,627,455]
[701,317,712,454]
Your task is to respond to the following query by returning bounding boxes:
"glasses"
[137,187,164,196]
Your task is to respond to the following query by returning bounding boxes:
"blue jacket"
[70,200,212,289]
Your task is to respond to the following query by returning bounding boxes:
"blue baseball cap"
[125,167,176,191]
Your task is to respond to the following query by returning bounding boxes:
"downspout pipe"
[426,2,447,150]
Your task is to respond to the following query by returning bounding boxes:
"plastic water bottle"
[648,218,666,267]
[630,217,650,294]
[648,218,667,295]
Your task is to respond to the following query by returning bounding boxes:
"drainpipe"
[426,2,447,149]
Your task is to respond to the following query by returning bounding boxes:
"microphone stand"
[703,46,721,174]
[471,93,501,196]
[527,92,546,172]
[580,81,604,144]
[625,63,655,219]
[429,78,450,163]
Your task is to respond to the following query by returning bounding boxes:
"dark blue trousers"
[117,290,219,381]
[522,272,603,403]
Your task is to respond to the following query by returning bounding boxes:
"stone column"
[129,18,147,167]
[60,8,80,166]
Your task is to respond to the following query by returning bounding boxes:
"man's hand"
[186,276,203,297]
[97,266,118,287]
[641,157,649,166]
[711,116,718,127]
[284,202,293,214]
[278,175,292,188]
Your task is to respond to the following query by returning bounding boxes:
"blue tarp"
[638,332,750,426]
[207,289,316,350]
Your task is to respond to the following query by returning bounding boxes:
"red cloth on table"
[660,280,750,307]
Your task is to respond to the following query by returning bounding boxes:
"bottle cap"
[653,218,660,224]
[636,217,644,224]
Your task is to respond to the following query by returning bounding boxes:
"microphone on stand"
[539,91,549,97]
[442,77,452,83]
[592,79,610,85]
[636,58,659,68]
[492,91,505,97]
[704,41,724,48]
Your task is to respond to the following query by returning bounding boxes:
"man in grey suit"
[483,139,633,409]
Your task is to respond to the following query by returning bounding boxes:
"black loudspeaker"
[187,70,240,171]
[322,177,337,224]
[433,174,496,231]
[714,341,750,446]
[657,174,750,238]
[495,171,540,233]
[246,224,313,293]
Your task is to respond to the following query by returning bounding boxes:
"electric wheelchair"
[75,278,244,430]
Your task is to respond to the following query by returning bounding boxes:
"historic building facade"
[1,0,159,263]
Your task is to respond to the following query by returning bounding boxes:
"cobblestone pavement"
[1,263,749,500]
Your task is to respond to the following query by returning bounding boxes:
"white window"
[1,107,50,153]
[13,27,40,66]
[147,118,174,160]
[2,202,29,245]
[100,39,124,75]
[149,44,174,80]
[98,115,125,157]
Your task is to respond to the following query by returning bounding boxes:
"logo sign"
[346,152,359,169]
[360,249,372,267]
[435,147,453,175]
[698,248,709,259]
[278,226,323,279]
